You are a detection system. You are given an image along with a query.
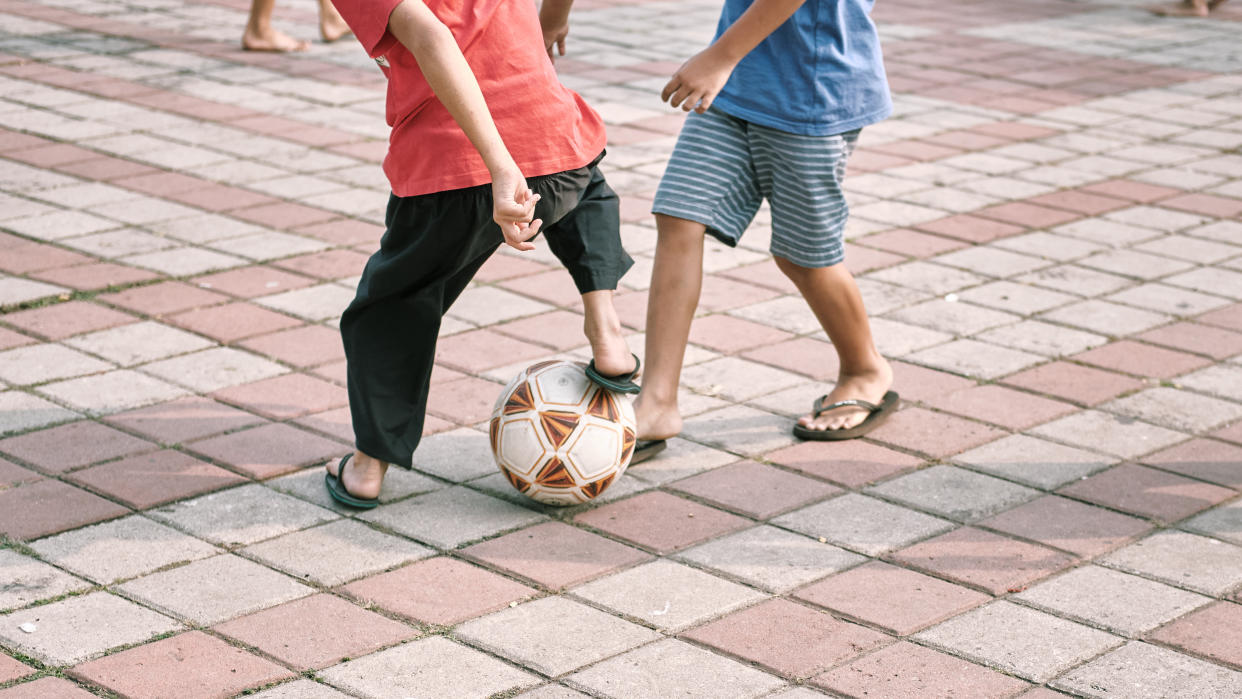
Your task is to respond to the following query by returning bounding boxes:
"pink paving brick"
[813,641,1030,698]
[1159,193,1242,219]
[856,228,967,258]
[0,327,33,351]
[0,480,128,540]
[310,359,348,386]
[872,139,962,162]
[697,275,783,312]
[1197,303,1242,333]
[69,631,292,699]
[0,420,156,473]
[230,201,338,229]
[274,249,370,280]
[293,406,354,443]
[668,460,841,519]
[69,449,247,509]
[186,423,345,479]
[104,396,266,444]
[717,260,799,295]
[0,457,42,489]
[611,289,649,330]
[843,243,905,273]
[192,266,315,299]
[213,594,416,670]
[925,385,1076,431]
[1072,341,1212,380]
[55,156,156,181]
[867,407,1006,459]
[462,521,651,590]
[237,324,344,367]
[1001,361,1144,406]
[971,121,1060,141]
[975,201,1081,229]
[0,678,97,698]
[7,142,95,167]
[494,310,590,351]
[114,171,206,197]
[211,373,347,420]
[168,302,302,343]
[1058,464,1233,522]
[1141,438,1242,489]
[796,560,989,635]
[682,598,889,679]
[978,495,1152,558]
[915,214,1025,243]
[1149,601,1242,670]
[765,440,923,488]
[574,491,751,554]
[1027,190,1130,215]
[1080,179,1181,203]
[1137,322,1242,360]
[889,361,976,402]
[892,527,1076,595]
[426,375,505,426]
[0,242,92,274]
[741,337,840,381]
[434,328,550,373]
[0,653,34,684]
[341,557,535,626]
[171,185,277,212]
[688,314,795,354]
[293,218,383,246]
[1,301,135,341]
[924,129,1010,150]
[31,262,160,291]
[98,281,229,317]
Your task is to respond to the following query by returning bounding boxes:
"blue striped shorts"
[652,108,860,268]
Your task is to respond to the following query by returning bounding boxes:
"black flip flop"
[585,353,641,394]
[324,454,380,509]
[793,390,900,441]
[628,439,667,465]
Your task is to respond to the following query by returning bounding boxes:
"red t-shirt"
[333,0,608,197]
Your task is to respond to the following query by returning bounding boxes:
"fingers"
[501,218,542,251]
[661,77,679,103]
[556,37,566,56]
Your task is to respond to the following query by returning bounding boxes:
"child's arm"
[388,0,542,250]
[539,0,574,60]
[662,0,805,113]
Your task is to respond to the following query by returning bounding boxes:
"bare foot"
[242,27,310,52]
[634,394,682,441]
[1148,0,1210,15]
[326,450,389,500]
[320,7,351,42]
[584,318,636,378]
[797,360,893,433]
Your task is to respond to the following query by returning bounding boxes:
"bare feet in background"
[1147,0,1227,16]
[242,0,351,52]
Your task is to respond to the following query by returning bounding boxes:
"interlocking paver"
[104,395,265,445]
[359,485,543,548]
[29,515,218,585]
[1141,438,1242,489]
[676,524,863,593]
[764,439,923,488]
[243,519,433,586]
[69,631,293,699]
[1059,463,1233,522]
[248,680,353,699]
[149,483,337,546]
[462,521,649,590]
[1102,531,1242,596]
[868,464,1039,522]
[0,479,128,540]
[914,601,1122,683]
[979,494,1152,558]
[623,437,739,486]
[0,549,90,612]
[574,491,750,554]
[1002,361,1144,406]
[318,636,539,698]
[773,493,954,556]
[0,420,154,473]
[0,677,98,698]
[1183,499,1242,548]
[1029,410,1187,461]
[141,347,288,392]
[566,638,785,698]
[1103,387,1242,434]
[186,423,344,479]
[667,460,839,519]
[0,591,180,666]
[1016,565,1210,638]
[867,407,1006,459]
[1051,641,1242,698]
[894,526,1076,595]
[813,641,1030,698]
[1150,601,1242,671]
[0,654,33,684]
[118,554,313,625]
[69,449,246,509]
[341,557,536,626]
[572,559,765,631]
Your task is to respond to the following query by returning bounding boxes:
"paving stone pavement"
[0,0,1240,695]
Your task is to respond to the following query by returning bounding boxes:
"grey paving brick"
[29,514,219,584]
[0,391,80,436]
[455,596,660,676]
[118,554,313,625]
[867,465,1040,522]
[248,679,352,699]
[1101,531,1242,596]
[0,591,180,666]
[359,485,544,548]
[1179,364,1242,402]
[675,525,865,593]
[1103,387,1242,433]
[954,434,1118,489]
[572,559,766,631]
[0,344,113,386]
[1052,641,1242,698]
[567,638,785,698]
[913,601,1122,683]
[887,301,1021,337]
[681,357,804,402]
[1015,565,1211,637]
[1183,500,1242,547]
[36,369,190,415]
[974,320,1108,358]
[319,636,539,698]
[0,549,91,612]
[243,519,434,586]
[905,339,1045,380]
[624,437,738,486]
[1039,300,1173,337]
[141,347,288,393]
[1029,410,1187,461]
[64,321,213,366]
[772,493,954,556]
[149,483,339,546]
[680,404,798,458]
[409,427,498,482]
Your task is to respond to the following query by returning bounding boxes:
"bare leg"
[242,0,310,51]
[774,256,892,433]
[581,289,636,377]
[318,0,351,42]
[326,450,389,499]
[633,214,705,441]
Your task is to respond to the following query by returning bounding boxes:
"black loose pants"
[340,157,632,467]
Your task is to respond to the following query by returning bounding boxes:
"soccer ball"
[490,360,637,506]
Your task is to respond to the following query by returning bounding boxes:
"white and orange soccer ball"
[490,360,637,506]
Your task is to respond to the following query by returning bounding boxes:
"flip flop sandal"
[324,454,380,509]
[793,390,900,441]
[585,353,641,394]
[628,439,667,465]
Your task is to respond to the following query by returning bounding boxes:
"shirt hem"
[386,147,606,199]
[711,99,892,136]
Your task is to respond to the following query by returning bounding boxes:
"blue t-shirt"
[711,0,891,136]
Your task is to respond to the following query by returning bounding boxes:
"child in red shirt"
[325,0,638,507]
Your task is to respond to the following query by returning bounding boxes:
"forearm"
[387,0,514,175]
[539,0,574,34]
[711,0,805,62]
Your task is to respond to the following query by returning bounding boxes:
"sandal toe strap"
[812,395,882,418]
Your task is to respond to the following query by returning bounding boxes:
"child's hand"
[662,46,736,113]
[492,167,542,251]
[543,23,568,60]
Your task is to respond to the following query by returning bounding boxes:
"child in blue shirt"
[633,0,898,461]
